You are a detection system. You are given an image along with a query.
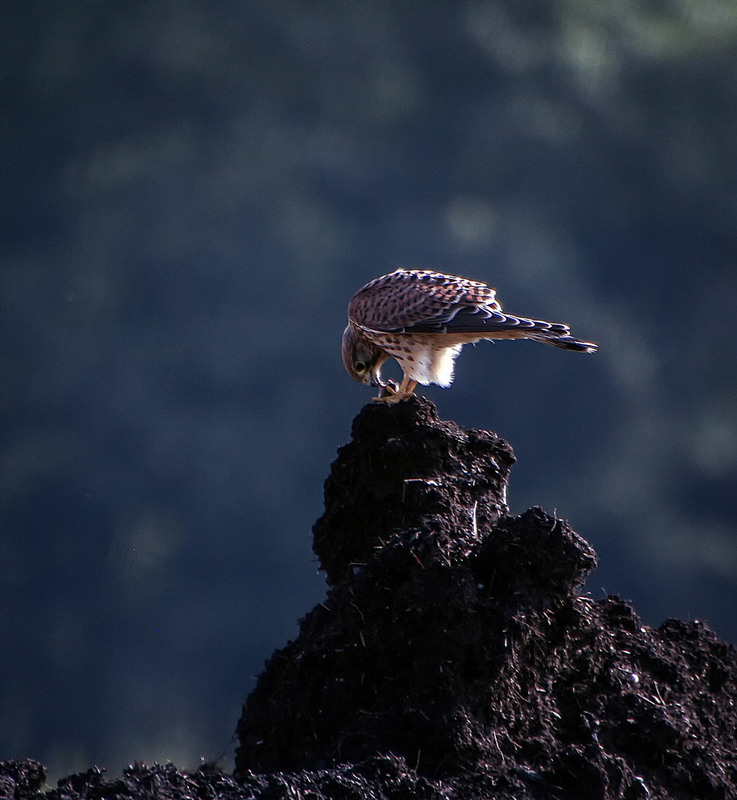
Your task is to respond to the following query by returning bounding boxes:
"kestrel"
[342,268,597,403]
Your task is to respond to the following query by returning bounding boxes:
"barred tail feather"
[529,331,597,353]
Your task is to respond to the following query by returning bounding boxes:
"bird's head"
[341,325,388,387]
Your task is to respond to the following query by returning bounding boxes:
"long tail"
[432,309,597,353]
[523,321,597,353]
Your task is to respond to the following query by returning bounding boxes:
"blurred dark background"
[2,0,736,781]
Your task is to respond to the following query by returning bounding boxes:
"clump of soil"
[5,397,736,799]
[235,398,737,799]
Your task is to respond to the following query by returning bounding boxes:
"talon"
[372,378,418,404]
[374,391,413,404]
[372,380,399,402]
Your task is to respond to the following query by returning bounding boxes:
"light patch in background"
[107,664,231,775]
[678,0,737,43]
[598,421,665,518]
[44,743,92,787]
[445,196,498,250]
[108,510,184,602]
[651,515,737,581]
[557,15,621,96]
[692,410,737,477]
[509,96,583,143]
[464,4,547,73]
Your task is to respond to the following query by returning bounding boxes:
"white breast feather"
[404,343,464,387]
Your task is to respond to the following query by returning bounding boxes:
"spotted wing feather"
[348,268,499,332]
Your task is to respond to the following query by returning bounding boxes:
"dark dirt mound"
[235,398,737,798]
[5,398,736,799]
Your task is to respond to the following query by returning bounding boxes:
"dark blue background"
[2,0,736,781]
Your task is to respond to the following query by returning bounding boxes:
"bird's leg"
[399,377,418,397]
[373,375,418,404]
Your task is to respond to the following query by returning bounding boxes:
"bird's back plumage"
[348,268,499,332]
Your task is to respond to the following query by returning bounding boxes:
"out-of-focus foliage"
[2,0,736,780]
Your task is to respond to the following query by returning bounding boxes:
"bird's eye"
[354,360,367,373]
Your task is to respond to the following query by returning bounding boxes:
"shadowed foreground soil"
[4,398,736,799]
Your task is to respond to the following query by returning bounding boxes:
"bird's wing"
[402,303,596,350]
[401,305,555,334]
[348,269,500,332]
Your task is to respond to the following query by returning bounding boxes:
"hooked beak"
[367,352,391,388]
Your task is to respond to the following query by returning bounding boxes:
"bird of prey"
[342,268,597,403]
